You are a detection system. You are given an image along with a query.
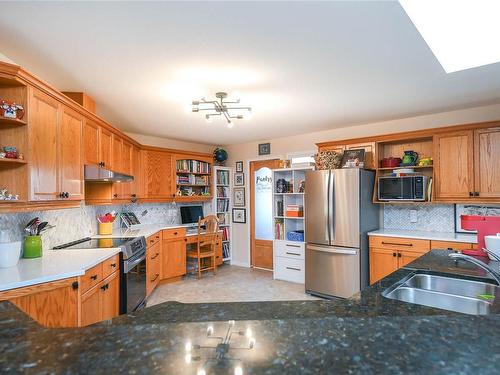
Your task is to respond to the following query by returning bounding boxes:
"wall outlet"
[410,209,418,223]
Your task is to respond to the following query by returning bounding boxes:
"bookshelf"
[213,166,232,263]
[176,159,212,199]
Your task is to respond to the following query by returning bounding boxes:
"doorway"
[250,159,281,270]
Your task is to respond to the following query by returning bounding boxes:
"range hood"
[84,165,134,183]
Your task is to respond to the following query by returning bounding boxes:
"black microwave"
[378,175,428,201]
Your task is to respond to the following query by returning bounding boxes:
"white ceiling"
[1,1,499,145]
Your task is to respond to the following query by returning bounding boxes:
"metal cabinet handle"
[382,242,412,247]
[151,253,159,260]
[286,252,301,256]
[286,266,301,271]
[392,252,397,257]
[151,274,159,282]
[397,253,402,258]
[100,283,109,291]
[90,275,98,280]
[110,263,116,268]
[286,244,301,248]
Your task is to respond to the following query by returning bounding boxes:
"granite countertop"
[368,228,477,244]
[1,250,500,374]
[0,248,120,292]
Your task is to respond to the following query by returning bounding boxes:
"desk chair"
[186,215,219,279]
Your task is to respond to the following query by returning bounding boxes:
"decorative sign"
[254,167,273,240]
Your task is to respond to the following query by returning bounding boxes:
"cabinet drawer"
[431,240,475,251]
[162,228,186,240]
[81,263,103,293]
[274,256,304,284]
[146,231,162,247]
[146,244,161,297]
[274,241,305,259]
[102,254,119,279]
[369,236,430,252]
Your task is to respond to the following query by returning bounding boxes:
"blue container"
[287,230,304,242]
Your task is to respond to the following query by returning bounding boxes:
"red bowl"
[381,157,402,168]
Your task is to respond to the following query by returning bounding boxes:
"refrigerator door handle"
[326,170,331,244]
[307,245,358,255]
[328,170,335,245]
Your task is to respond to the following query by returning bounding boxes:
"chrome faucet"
[449,253,500,285]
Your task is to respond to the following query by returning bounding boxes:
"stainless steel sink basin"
[383,273,499,315]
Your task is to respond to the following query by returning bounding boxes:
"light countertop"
[0,248,121,292]
[91,223,215,239]
[368,228,477,244]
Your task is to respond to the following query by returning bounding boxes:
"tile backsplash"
[0,201,212,250]
[383,203,456,232]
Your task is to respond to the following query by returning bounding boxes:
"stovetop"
[53,237,132,250]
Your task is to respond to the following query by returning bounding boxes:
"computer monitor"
[180,205,204,225]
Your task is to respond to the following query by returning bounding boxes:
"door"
[305,170,330,245]
[59,106,84,200]
[29,88,60,201]
[474,127,500,198]
[305,244,360,298]
[99,127,113,168]
[332,169,360,248]
[145,151,175,199]
[434,131,474,199]
[161,239,186,279]
[101,272,120,321]
[83,119,99,165]
[250,159,281,269]
[81,284,101,327]
[369,247,398,284]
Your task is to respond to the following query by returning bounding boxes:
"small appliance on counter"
[485,234,500,260]
[54,236,147,314]
[0,230,21,268]
[460,215,500,257]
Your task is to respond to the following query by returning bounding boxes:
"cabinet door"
[131,146,142,198]
[120,140,133,198]
[474,127,500,199]
[369,247,398,284]
[59,106,84,200]
[99,127,113,168]
[345,142,376,170]
[430,240,475,251]
[434,131,474,200]
[83,119,99,165]
[398,250,427,268]
[112,134,123,173]
[145,151,175,199]
[81,284,102,327]
[161,239,186,279]
[101,272,120,321]
[216,236,223,266]
[29,88,60,201]
[320,145,345,154]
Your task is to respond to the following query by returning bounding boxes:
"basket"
[287,230,304,242]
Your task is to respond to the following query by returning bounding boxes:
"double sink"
[383,272,499,315]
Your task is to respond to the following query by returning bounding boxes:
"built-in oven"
[121,249,147,313]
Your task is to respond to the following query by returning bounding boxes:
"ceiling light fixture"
[192,92,251,127]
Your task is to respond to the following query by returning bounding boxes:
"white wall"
[126,132,214,153]
[0,51,15,63]
[224,102,500,267]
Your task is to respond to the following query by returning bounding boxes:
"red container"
[380,157,402,168]
[461,215,500,256]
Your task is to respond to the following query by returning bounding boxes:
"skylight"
[399,0,500,73]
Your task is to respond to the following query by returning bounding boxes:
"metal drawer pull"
[151,253,159,260]
[286,266,301,271]
[151,274,159,282]
[286,244,301,248]
[286,252,301,256]
[110,263,116,268]
[90,275,98,280]
[381,242,413,247]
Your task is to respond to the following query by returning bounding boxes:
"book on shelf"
[177,174,209,185]
[217,199,230,213]
[222,242,230,259]
[275,200,284,217]
[222,227,230,241]
[274,219,285,240]
[217,212,229,225]
[217,186,230,198]
[176,160,210,174]
[216,170,230,185]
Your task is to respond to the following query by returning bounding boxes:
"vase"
[23,236,42,258]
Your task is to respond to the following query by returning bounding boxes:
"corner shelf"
[0,117,27,127]
[0,158,27,165]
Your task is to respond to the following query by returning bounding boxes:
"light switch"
[410,209,418,223]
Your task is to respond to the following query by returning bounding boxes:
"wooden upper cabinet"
[345,142,377,170]
[29,88,60,201]
[99,127,113,169]
[434,130,474,200]
[120,140,133,198]
[59,106,84,200]
[144,150,175,199]
[112,134,123,173]
[83,119,99,166]
[474,127,500,198]
[131,146,142,198]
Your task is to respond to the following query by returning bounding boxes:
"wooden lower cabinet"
[146,240,162,297]
[430,240,475,251]
[161,237,187,280]
[81,271,119,326]
[369,248,398,284]
[216,235,223,266]
[81,282,101,327]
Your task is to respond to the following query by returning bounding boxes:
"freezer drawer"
[274,256,305,284]
[305,244,360,298]
[274,240,305,260]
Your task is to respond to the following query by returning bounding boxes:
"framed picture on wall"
[234,173,245,186]
[233,208,246,223]
[235,161,243,173]
[258,142,271,155]
[233,187,245,207]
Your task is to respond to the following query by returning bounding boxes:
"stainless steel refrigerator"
[305,168,379,298]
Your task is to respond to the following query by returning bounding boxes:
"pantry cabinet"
[143,150,176,200]
[29,89,83,201]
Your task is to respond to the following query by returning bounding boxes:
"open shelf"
[0,158,27,165]
[0,117,27,127]
[377,165,433,171]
